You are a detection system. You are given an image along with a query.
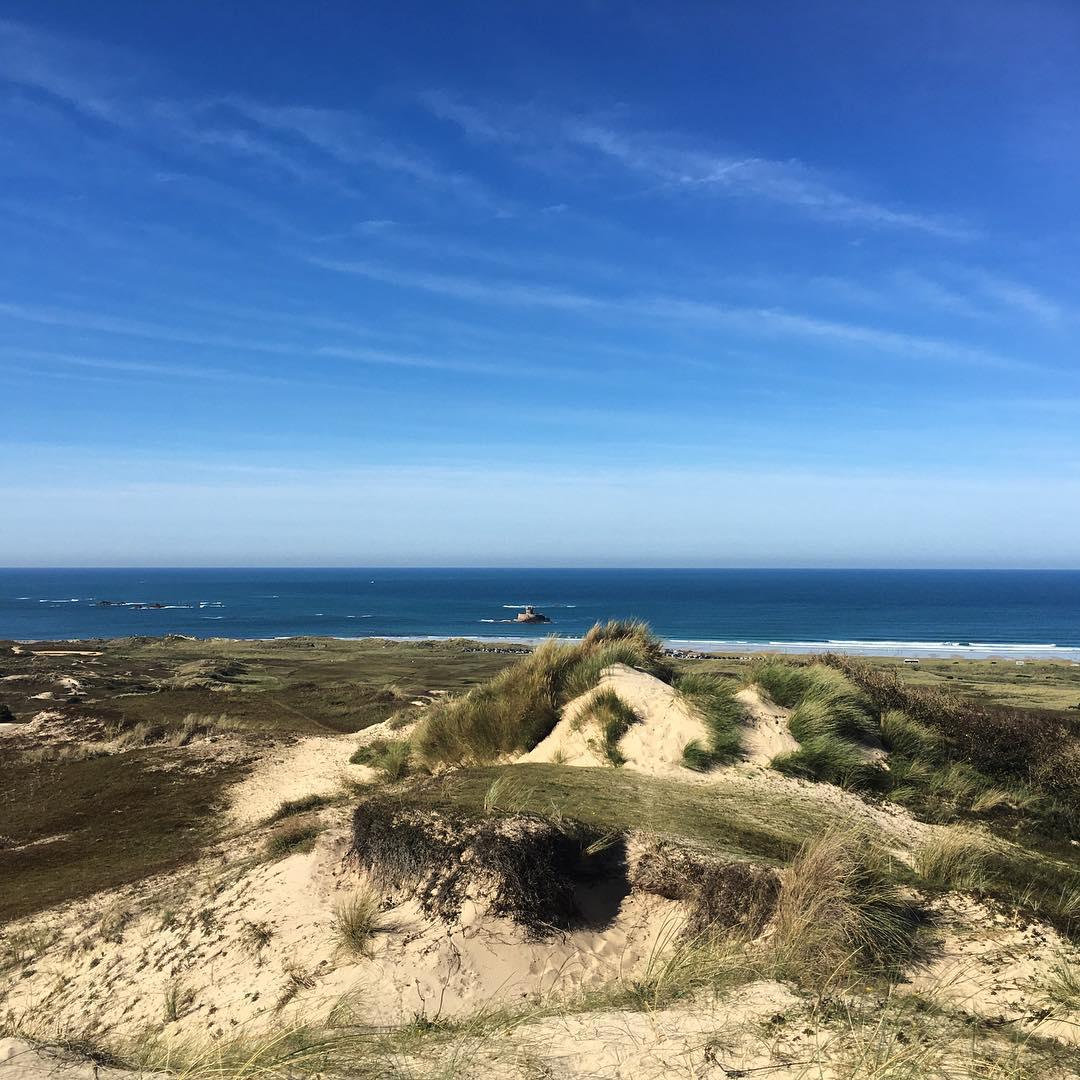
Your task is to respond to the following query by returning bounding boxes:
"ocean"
[1,568,1078,659]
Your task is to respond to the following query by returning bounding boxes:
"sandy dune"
[1,818,684,1041]
[736,685,800,764]
[520,663,709,775]
[227,735,360,826]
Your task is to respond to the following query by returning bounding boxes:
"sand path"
[227,734,359,826]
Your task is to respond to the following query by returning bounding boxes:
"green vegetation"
[577,687,639,765]
[753,655,1079,829]
[264,821,321,859]
[772,735,883,791]
[0,636,531,922]
[349,737,412,780]
[391,763,825,864]
[751,658,812,707]
[825,653,1080,815]
[764,828,921,985]
[330,889,385,958]
[911,826,990,891]
[0,926,55,975]
[756,661,885,789]
[412,620,671,768]
[675,671,744,770]
[788,665,877,741]
[162,979,194,1024]
[265,792,336,824]
[0,635,521,732]
[606,922,753,1010]
[1042,952,1080,1014]
[0,747,243,922]
[879,707,940,759]
[747,656,1080,933]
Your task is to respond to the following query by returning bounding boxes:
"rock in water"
[514,605,550,623]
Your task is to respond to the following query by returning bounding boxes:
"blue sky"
[2,1,1078,567]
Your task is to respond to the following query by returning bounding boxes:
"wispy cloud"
[567,122,973,238]
[309,255,1044,373]
[892,267,1068,325]
[306,256,608,311]
[0,17,138,121]
[313,344,546,378]
[637,297,1039,373]
[421,92,974,239]
[0,302,553,380]
[969,271,1064,324]
[0,301,304,356]
[224,98,506,212]
[0,19,503,216]
[0,347,305,387]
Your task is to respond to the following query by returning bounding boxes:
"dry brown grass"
[764,827,920,988]
[913,826,991,890]
[411,621,671,769]
[331,888,386,958]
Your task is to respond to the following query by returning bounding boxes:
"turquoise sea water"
[1,568,1078,659]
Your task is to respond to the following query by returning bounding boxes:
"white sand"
[1,819,683,1040]
[909,894,1079,1044]
[226,734,362,827]
[736,685,800,764]
[521,664,709,776]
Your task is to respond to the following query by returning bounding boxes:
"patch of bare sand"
[24,650,102,657]
[0,1039,138,1080]
[227,735,362,826]
[908,894,1080,1044]
[736,686,799,765]
[1,822,683,1040]
[505,981,809,1079]
[521,664,709,776]
[352,710,420,747]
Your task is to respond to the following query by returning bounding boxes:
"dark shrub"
[823,654,1080,797]
[350,796,594,933]
[627,832,780,937]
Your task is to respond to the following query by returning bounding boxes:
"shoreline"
[10,632,1080,662]
[351,634,1080,661]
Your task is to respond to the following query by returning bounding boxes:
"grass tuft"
[765,827,921,987]
[349,737,412,780]
[612,919,754,1009]
[787,666,878,743]
[772,735,885,791]
[675,672,744,769]
[331,888,385,958]
[751,659,811,707]
[162,979,194,1023]
[578,688,639,765]
[1042,951,1080,1014]
[264,793,334,824]
[0,927,56,974]
[758,661,884,791]
[264,821,321,859]
[879,709,939,759]
[412,621,670,769]
[912,826,991,890]
[680,739,714,771]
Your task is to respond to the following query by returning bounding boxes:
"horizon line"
[3,565,1080,573]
